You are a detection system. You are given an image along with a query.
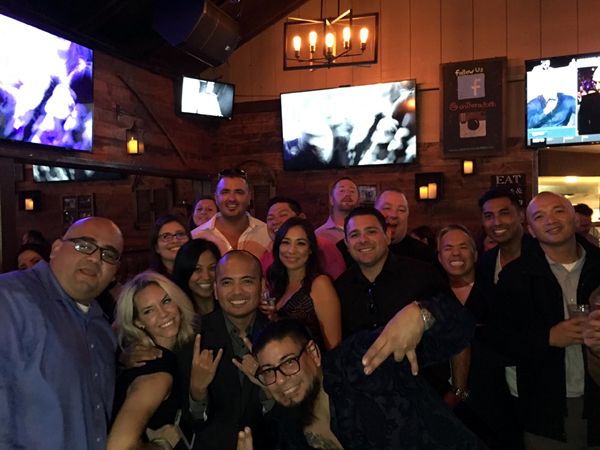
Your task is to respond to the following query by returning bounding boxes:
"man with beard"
[180,250,277,450]
[239,305,481,450]
[192,169,270,260]
[316,177,359,246]
[0,217,124,450]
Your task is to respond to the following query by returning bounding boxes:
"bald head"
[50,217,123,304]
[216,250,262,281]
[526,192,576,249]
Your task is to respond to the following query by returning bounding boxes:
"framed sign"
[491,173,527,207]
[441,57,507,156]
[358,185,378,205]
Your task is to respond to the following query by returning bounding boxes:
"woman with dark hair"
[149,215,190,276]
[265,217,341,350]
[16,243,50,270]
[172,239,221,316]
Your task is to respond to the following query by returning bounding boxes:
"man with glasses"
[0,217,123,450]
[240,312,480,450]
[192,169,270,260]
[334,206,446,338]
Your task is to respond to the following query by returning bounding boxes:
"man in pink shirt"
[260,196,346,281]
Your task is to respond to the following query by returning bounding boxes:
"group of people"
[1,169,600,450]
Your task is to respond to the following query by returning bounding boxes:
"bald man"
[489,192,600,449]
[0,217,124,450]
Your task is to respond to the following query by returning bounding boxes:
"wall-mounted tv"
[280,80,417,171]
[0,13,94,151]
[33,165,127,183]
[178,76,235,120]
[526,52,600,148]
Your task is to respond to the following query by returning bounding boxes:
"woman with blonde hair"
[108,271,196,450]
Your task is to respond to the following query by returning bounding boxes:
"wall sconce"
[415,173,443,202]
[461,159,475,176]
[19,190,41,211]
[117,105,144,155]
[283,1,378,70]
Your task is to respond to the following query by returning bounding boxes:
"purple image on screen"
[0,13,93,151]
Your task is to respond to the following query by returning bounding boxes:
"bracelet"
[151,438,173,450]
[453,387,470,402]
[413,301,435,331]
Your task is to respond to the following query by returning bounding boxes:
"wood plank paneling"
[540,0,578,57]
[506,0,540,79]
[410,0,441,88]
[474,0,507,59]
[441,0,474,63]
[380,0,412,82]
[578,0,600,53]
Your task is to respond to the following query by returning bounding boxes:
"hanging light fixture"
[283,0,378,70]
[117,105,145,155]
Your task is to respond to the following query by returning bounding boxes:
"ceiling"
[0,0,309,77]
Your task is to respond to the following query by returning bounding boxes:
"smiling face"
[481,197,523,246]
[266,202,299,240]
[155,221,189,265]
[330,179,359,213]
[133,283,181,349]
[344,214,390,269]
[50,217,123,305]
[193,198,218,226]
[438,229,476,281]
[215,176,251,219]
[375,190,409,243]
[527,192,577,248]
[279,225,311,273]
[256,337,321,407]
[215,253,262,322]
[188,250,217,300]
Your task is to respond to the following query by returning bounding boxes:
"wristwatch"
[453,387,470,402]
[413,301,435,331]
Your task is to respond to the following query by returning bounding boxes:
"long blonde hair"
[115,270,196,349]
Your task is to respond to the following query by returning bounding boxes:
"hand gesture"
[549,317,586,348]
[231,335,263,388]
[236,426,253,450]
[584,309,600,353]
[190,334,223,400]
[119,341,162,368]
[362,302,424,375]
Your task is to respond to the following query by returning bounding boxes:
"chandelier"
[283,1,378,70]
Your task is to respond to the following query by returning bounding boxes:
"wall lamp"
[19,190,41,211]
[415,173,443,202]
[116,105,144,155]
[461,159,476,176]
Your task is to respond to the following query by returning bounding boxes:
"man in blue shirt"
[0,217,123,450]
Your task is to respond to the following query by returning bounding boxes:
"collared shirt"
[0,261,116,450]
[335,253,448,338]
[191,212,271,259]
[315,216,345,245]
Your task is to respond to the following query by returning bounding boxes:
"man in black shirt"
[334,207,447,338]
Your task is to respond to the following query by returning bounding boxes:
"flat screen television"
[280,80,417,171]
[0,13,94,151]
[526,52,600,148]
[178,76,235,120]
[33,165,127,182]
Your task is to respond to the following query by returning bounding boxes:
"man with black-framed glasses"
[240,313,482,450]
[0,216,124,450]
[192,169,270,260]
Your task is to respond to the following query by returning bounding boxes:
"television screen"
[179,76,234,119]
[0,13,93,151]
[526,52,600,147]
[280,80,417,170]
[33,165,127,182]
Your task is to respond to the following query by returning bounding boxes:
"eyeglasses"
[255,345,307,386]
[63,238,121,265]
[158,231,189,243]
[217,168,247,180]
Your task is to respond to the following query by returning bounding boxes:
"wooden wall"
[200,0,600,232]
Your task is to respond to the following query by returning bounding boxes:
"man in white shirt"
[192,169,270,260]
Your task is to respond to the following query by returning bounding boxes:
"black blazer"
[178,307,276,450]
